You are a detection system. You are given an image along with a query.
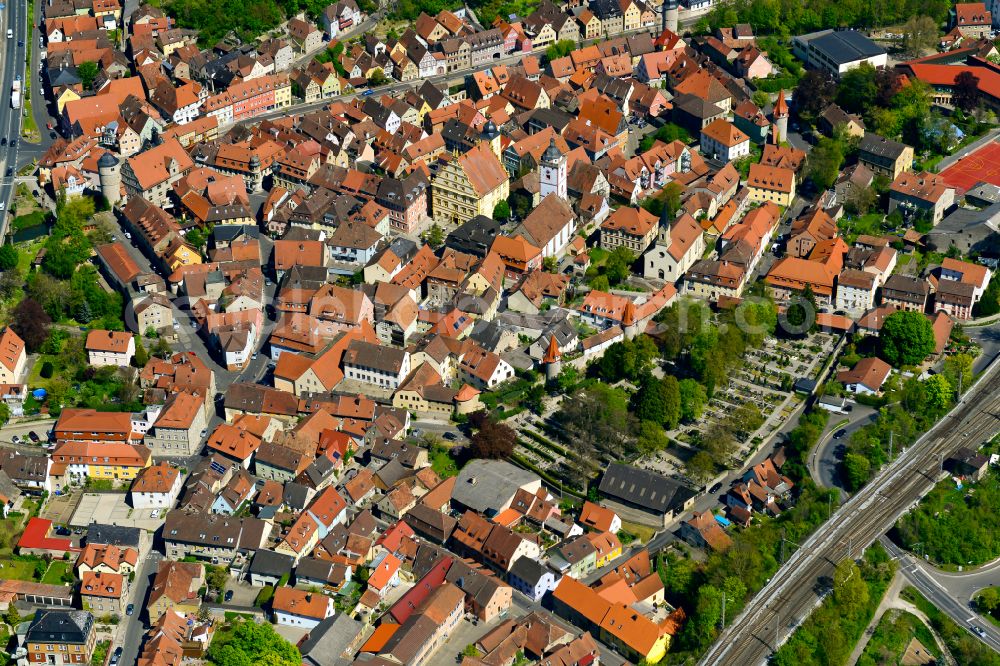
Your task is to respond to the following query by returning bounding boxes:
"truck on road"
[10,79,20,109]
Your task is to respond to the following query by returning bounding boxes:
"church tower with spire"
[539,137,567,200]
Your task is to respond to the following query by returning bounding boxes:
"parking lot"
[70,493,163,531]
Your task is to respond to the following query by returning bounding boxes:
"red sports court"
[940,140,1000,192]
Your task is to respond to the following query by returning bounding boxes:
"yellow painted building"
[52,441,152,484]
[432,144,509,226]
[273,79,293,108]
[746,163,796,207]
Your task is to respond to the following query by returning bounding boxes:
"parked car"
[10,435,18,444]
[27,431,38,442]
[224,590,234,602]
[150,509,160,519]
[443,431,458,441]
[708,482,723,494]
[110,648,122,666]
[125,604,134,616]
[834,429,848,439]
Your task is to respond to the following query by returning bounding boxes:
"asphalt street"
[116,550,164,666]
[234,13,703,131]
[0,0,27,237]
[807,404,877,492]
[882,537,1000,653]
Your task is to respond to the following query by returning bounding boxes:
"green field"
[0,558,39,581]
[41,560,71,585]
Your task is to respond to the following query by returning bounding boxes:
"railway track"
[700,359,1000,665]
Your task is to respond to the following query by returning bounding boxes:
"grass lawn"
[223,612,255,622]
[26,354,59,392]
[430,449,458,478]
[0,559,39,581]
[14,239,43,273]
[41,560,71,585]
[619,520,656,544]
[858,609,940,666]
[839,213,888,243]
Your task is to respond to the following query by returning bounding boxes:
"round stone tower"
[98,152,121,208]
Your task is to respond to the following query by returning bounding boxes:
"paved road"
[700,355,1000,665]
[807,404,876,492]
[968,324,1000,376]
[116,550,163,666]
[0,416,54,443]
[0,0,28,237]
[231,18,697,131]
[882,537,1000,653]
[890,538,1000,607]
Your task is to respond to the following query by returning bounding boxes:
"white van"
[6,29,12,39]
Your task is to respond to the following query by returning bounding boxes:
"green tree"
[205,565,229,592]
[783,285,818,334]
[0,244,17,270]
[605,247,635,285]
[78,61,99,89]
[901,15,939,56]
[943,353,973,396]
[833,559,869,614]
[632,375,681,429]
[807,137,845,190]
[837,64,878,115]
[545,39,575,62]
[924,374,952,410]
[542,256,558,272]
[843,452,871,491]
[978,588,1000,613]
[152,337,172,359]
[207,620,299,666]
[132,337,149,368]
[686,450,715,482]
[425,224,444,248]
[636,419,670,453]
[492,200,510,220]
[878,310,936,366]
[974,274,1000,316]
[367,69,388,87]
[509,192,531,219]
[186,227,206,248]
[679,378,707,422]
